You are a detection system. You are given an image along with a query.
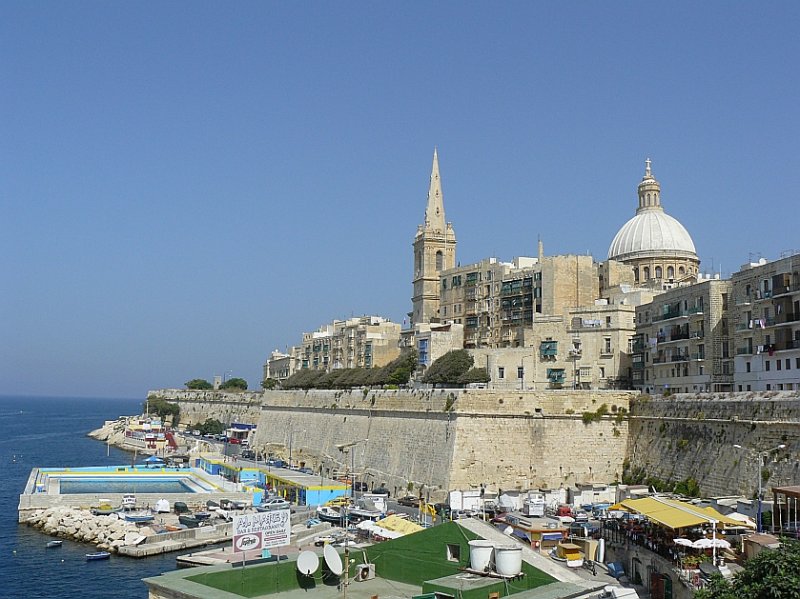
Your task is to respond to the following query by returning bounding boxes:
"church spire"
[636,157,663,213]
[424,148,446,231]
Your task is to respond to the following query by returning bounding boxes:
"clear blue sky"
[2,2,798,399]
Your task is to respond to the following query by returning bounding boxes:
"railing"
[690,353,705,361]
[688,306,704,315]
[736,347,753,355]
[671,354,690,362]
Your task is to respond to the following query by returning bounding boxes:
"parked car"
[573,510,590,522]
[259,497,290,511]
[241,450,255,459]
[397,495,420,507]
[267,458,287,468]
[434,503,452,518]
[452,509,476,520]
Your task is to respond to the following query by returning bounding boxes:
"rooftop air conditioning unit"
[355,563,375,581]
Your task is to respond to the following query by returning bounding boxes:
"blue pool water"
[59,478,195,494]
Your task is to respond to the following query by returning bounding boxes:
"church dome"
[607,160,697,261]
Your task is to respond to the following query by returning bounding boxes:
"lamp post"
[519,354,536,391]
[335,438,368,599]
[734,443,786,532]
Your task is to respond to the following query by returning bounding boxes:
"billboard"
[233,509,291,553]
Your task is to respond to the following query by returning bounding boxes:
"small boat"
[316,505,346,524]
[206,499,220,509]
[193,511,212,521]
[86,551,111,561]
[91,505,122,516]
[123,511,155,523]
[178,514,201,529]
[46,540,63,548]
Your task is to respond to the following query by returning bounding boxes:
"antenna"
[324,544,343,576]
[297,550,320,576]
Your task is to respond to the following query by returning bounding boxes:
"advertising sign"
[232,509,291,553]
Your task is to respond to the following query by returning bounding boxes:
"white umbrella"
[693,538,730,549]
[674,538,693,547]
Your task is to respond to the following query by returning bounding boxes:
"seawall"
[152,388,633,500]
[625,391,800,497]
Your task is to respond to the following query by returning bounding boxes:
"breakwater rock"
[26,507,150,552]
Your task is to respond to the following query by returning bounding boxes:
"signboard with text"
[232,509,291,553]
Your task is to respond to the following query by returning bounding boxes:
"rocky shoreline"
[26,507,153,552]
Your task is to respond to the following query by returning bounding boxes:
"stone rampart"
[626,391,800,497]
[154,388,633,500]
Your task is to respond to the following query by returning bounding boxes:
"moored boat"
[178,514,201,528]
[86,551,111,561]
[46,540,63,548]
[123,510,155,523]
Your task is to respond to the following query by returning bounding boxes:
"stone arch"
[435,250,443,271]
[643,266,650,280]
[655,266,663,279]
[667,266,675,279]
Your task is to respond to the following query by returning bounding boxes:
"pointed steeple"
[424,148,446,231]
[636,157,663,213]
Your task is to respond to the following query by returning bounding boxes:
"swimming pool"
[59,478,197,494]
[36,465,219,495]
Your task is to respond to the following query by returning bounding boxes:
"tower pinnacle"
[424,148,446,232]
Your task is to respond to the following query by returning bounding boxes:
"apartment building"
[633,277,733,394]
[731,254,800,392]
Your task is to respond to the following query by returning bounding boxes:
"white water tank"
[494,545,522,576]
[468,540,494,571]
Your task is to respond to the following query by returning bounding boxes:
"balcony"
[653,309,687,322]
[653,356,667,364]
[754,289,773,301]
[690,353,705,361]
[735,295,753,306]
[689,331,705,339]
[688,306,704,316]
[774,340,800,351]
[736,347,753,355]
[671,354,690,362]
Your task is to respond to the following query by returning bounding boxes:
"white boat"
[317,505,345,524]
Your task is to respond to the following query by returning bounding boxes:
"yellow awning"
[620,497,743,530]
[375,515,424,535]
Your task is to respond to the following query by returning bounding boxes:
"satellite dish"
[323,544,343,576]
[297,550,320,576]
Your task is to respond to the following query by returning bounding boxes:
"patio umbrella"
[693,538,730,549]
[674,538,693,547]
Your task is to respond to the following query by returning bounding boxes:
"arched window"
[643,266,650,280]
[435,251,443,271]
[655,266,663,279]
[667,266,675,279]
[679,266,685,276]
[415,251,422,274]
[634,267,640,282]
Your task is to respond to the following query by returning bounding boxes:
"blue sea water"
[0,396,181,599]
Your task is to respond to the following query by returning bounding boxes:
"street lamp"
[519,354,536,391]
[734,443,786,532]
[288,428,305,469]
[336,439,369,498]
[334,438,368,599]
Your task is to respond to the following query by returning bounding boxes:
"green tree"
[261,378,279,390]
[198,418,225,436]
[185,378,213,390]
[695,538,800,599]
[422,350,474,385]
[220,377,248,390]
[458,367,490,384]
[144,398,180,425]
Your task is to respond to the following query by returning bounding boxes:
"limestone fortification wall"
[626,391,800,497]
[153,388,633,500]
[142,388,800,500]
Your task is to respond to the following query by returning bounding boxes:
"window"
[777,360,782,371]
[600,366,606,378]
[517,367,524,379]
[655,266,663,278]
[498,367,505,379]
[603,338,612,354]
[767,384,772,390]
[446,544,461,562]
[746,362,751,373]
[606,316,612,328]
[787,359,791,370]
[766,361,771,371]
[436,251,443,271]
[643,267,650,280]
[442,278,447,290]
[418,339,429,365]
[667,266,675,279]
[796,357,800,369]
